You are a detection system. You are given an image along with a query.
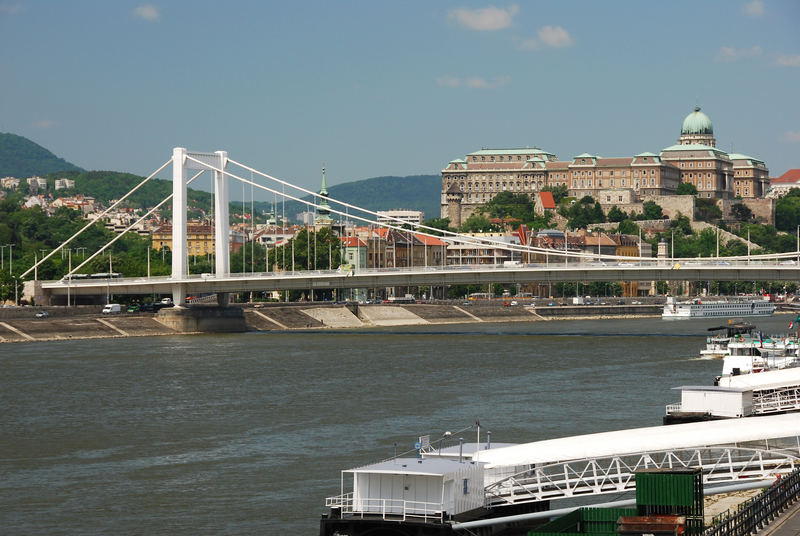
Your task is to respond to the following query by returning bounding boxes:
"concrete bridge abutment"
[155,306,246,333]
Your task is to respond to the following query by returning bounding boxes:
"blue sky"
[1,1,798,199]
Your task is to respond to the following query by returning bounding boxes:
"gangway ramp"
[468,414,800,507]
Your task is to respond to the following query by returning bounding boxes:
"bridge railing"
[704,468,800,536]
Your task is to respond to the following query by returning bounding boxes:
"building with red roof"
[767,169,800,198]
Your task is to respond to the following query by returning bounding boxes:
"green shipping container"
[635,469,700,507]
[635,468,704,535]
[528,507,638,536]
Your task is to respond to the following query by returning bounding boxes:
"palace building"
[441,106,769,223]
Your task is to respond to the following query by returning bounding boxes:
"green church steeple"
[315,163,333,225]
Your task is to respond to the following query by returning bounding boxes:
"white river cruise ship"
[662,296,776,319]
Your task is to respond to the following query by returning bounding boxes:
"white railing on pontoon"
[325,492,444,522]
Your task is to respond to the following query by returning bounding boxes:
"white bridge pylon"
[171,148,230,305]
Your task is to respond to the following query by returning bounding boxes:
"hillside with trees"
[0,133,84,177]
[46,170,212,212]
[271,175,441,222]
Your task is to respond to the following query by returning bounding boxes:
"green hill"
[48,170,212,212]
[0,133,84,177]
[271,175,441,222]
[0,132,442,222]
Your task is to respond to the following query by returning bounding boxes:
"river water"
[1,314,794,534]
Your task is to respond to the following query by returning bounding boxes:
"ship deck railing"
[666,385,800,416]
[325,492,444,522]
[665,403,683,414]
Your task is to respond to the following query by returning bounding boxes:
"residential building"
[341,236,367,269]
[152,223,215,256]
[55,178,76,190]
[377,209,425,227]
[1,177,20,189]
[766,169,800,198]
[27,176,47,191]
[446,233,521,266]
[51,195,96,214]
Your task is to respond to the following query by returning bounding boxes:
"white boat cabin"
[335,457,486,520]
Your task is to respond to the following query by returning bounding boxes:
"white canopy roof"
[474,414,800,469]
[720,368,800,391]
[348,457,484,477]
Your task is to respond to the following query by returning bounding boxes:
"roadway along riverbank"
[0,303,662,343]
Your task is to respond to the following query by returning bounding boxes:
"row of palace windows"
[683,172,714,179]
[570,169,657,178]
[569,177,660,188]
[472,154,536,162]
[680,161,715,168]
[687,179,716,189]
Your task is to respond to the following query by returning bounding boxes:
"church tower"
[315,164,334,226]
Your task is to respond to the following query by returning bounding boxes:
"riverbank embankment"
[0,302,664,343]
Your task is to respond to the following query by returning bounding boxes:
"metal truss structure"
[484,446,800,507]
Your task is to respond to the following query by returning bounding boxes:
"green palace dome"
[681,105,713,135]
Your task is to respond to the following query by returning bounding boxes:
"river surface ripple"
[1,315,792,534]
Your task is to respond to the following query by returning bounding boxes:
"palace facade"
[441,106,769,224]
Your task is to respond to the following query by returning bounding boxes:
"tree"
[607,206,626,223]
[641,201,663,220]
[696,197,722,222]
[775,191,800,232]
[266,227,341,272]
[670,214,693,235]
[423,217,453,236]
[617,219,640,236]
[731,203,754,223]
[460,214,497,233]
[541,184,569,205]
[676,182,698,195]
[563,197,605,229]
[481,191,534,221]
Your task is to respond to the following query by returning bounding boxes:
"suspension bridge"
[24,147,800,306]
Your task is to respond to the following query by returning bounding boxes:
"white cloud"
[742,0,764,17]
[776,54,800,67]
[448,5,518,31]
[132,4,160,21]
[34,120,56,129]
[781,131,800,142]
[714,45,762,62]
[520,25,574,50]
[537,25,573,48]
[437,75,511,89]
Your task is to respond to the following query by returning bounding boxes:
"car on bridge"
[35,310,49,318]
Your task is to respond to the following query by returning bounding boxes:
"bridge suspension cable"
[207,156,622,262]
[63,169,206,278]
[224,156,800,264]
[21,158,173,279]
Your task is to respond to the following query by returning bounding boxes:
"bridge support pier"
[172,283,186,307]
[155,306,246,333]
[217,293,230,307]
